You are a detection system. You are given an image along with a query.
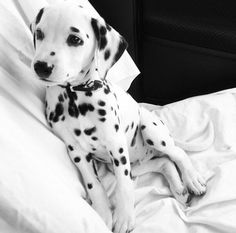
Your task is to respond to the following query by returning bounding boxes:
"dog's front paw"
[111,186,135,233]
[182,169,207,196]
[169,182,191,205]
[112,205,135,233]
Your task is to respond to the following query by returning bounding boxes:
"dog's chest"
[45,83,148,163]
[45,85,107,155]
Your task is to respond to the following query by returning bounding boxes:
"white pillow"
[0,1,111,232]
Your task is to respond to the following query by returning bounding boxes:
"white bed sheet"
[1,0,236,233]
[131,93,236,233]
[0,1,112,232]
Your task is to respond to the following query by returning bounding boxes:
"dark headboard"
[90,0,236,105]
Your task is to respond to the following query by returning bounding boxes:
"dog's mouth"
[38,78,65,87]
[35,69,87,87]
[41,78,54,83]
[36,72,72,86]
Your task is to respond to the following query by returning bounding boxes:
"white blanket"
[1,0,236,233]
[131,94,236,233]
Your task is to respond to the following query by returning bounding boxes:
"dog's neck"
[59,59,105,92]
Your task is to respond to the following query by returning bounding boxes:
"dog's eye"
[67,35,84,46]
[36,29,44,40]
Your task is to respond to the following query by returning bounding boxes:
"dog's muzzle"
[34,61,54,79]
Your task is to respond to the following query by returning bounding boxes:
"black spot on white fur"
[85,91,92,97]
[74,157,81,163]
[100,26,107,35]
[52,103,64,123]
[35,8,44,25]
[58,94,64,102]
[99,36,107,50]
[104,87,110,94]
[98,100,106,106]
[91,18,100,44]
[35,28,44,40]
[99,117,106,122]
[114,159,119,166]
[98,109,106,116]
[104,49,110,60]
[115,124,119,132]
[124,169,129,176]
[84,127,96,135]
[68,145,74,151]
[131,122,134,129]
[141,125,146,130]
[74,129,81,136]
[33,32,36,48]
[86,153,93,162]
[119,148,124,153]
[66,85,79,118]
[87,183,93,189]
[120,156,127,164]
[146,139,154,146]
[78,103,94,116]
[113,37,128,64]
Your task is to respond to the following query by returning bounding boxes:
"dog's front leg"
[105,138,135,233]
[67,145,112,230]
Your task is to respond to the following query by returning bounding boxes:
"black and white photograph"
[1,0,236,232]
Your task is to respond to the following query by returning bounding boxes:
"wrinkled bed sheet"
[1,0,236,233]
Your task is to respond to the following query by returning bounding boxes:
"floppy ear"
[29,7,45,49]
[91,17,128,79]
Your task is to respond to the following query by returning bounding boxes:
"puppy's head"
[30,2,127,86]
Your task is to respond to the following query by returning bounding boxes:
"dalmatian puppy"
[30,2,207,233]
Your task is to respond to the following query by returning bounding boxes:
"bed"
[1,0,236,232]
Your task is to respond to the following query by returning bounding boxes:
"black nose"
[34,61,54,78]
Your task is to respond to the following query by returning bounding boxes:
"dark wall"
[90,0,236,105]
